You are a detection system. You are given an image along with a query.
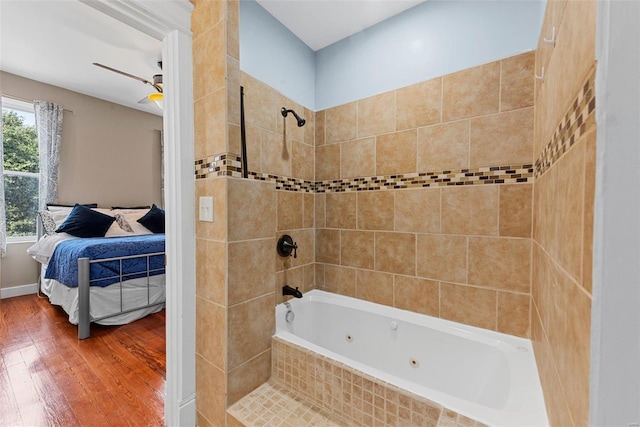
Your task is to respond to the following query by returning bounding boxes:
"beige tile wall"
[314,52,535,338]
[192,0,233,425]
[531,1,596,426]
[192,3,596,425]
[194,1,321,420]
[224,76,318,414]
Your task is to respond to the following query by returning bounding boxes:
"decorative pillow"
[104,223,134,237]
[55,204,116,238]
[137,204,165,234]
[38,210,58,235]
[111,208,150,216]
[120,213,154,235]
[46,207,74,229]
[114,214,134,233]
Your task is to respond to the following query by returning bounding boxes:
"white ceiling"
[0,0,425,115]
[0,0,163,116]
[256,0,427,51]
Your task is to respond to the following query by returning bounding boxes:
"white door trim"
[591,0,640,425]
[78,1,196,425]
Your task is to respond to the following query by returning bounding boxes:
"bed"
[27,204,166,339]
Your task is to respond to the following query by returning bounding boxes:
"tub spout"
[283,285,303,298]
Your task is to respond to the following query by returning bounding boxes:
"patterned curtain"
[0,109,6,257]
[34,101,63,209]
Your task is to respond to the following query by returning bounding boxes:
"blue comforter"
[45,234,165,288]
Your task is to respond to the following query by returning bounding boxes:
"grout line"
[467,119,471,169]
[438,187,442,234]
[497,185,501,236]
[440,77,444,123]
[438,281,442,318]
[394,90,398,132]
[495,288,500,331]
[498,59,503,113]
[465,235,470,285]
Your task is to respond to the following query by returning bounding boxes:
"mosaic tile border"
[268,336,486,427]
[194,153,243,179]
[535,69,596,178]
[194,69,594,189]
[314,165,532,193]
[194,156,533,193]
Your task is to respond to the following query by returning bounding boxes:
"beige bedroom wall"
[0,242,39,290]
[1,71,163,291]
[1,71,163,208]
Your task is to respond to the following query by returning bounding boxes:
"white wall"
[239,0,315,109]
[591,0,640,425]
[315,0,545,110]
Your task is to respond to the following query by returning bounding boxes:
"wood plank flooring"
[0,293,165,426]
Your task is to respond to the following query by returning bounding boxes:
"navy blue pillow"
[55,204,115,238]
[137,204,165,233]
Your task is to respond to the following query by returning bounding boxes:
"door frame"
[79,1,196,425]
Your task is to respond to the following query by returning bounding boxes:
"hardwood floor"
[0,294,165,426]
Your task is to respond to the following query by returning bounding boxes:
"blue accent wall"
[240,0,545,111]
[239,0,316,109]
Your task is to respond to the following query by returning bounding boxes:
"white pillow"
[46,205,74,228]
[112,210,153,235]
[92,208,137,237]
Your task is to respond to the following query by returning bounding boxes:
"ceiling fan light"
[148,92,163,109]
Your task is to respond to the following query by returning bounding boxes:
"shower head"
[281,107,306,127]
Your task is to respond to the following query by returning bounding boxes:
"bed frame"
[77,252,166,339]
[36,215,166,340]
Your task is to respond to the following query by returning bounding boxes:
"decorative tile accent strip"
[268,336,487,427]
[535,70,596,178]
[194,153,243,179]
[314,165,533,193]
[248,172,316,193]
[195,156,533,193]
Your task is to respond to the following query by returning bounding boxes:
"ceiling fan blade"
[93,62,152,86]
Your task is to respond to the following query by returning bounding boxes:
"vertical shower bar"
[78,257,91,339]
[240,85,248,178]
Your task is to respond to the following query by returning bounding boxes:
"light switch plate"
[199,196,214,222]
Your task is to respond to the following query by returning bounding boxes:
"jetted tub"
[275,290,548,426]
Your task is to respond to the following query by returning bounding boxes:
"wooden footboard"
[77,252,165,339]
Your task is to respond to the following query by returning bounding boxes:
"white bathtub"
[275,290,548,427]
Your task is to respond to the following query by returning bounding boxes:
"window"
[2,97,39,240]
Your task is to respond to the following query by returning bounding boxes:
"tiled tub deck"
[228,337,486,427]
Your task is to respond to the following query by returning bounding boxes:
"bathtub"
[275,290,548,426]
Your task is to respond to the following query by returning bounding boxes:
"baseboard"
[0,283,38,299]
[179,394,196,426]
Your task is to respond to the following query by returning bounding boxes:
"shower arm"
[281,107,306,127]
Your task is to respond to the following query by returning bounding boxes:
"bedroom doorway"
[78,1,196,424]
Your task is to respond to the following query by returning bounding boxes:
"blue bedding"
[45,234,165,288]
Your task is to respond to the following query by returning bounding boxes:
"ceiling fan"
[92,61,163,109]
